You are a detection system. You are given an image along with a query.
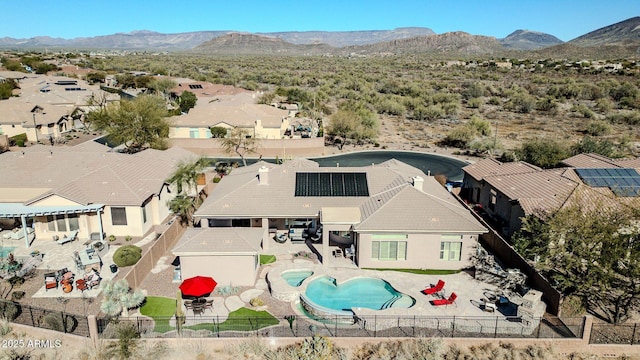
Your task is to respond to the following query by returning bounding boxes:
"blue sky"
[1,0,637,42]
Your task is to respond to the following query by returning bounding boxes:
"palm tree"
[166,157,208,196]
[166,157,209,225]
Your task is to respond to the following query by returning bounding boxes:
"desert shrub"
[467,97,482,109]
[595,98,614,113]
[249,297,264,307]
[536,96,558,113]
[42,312,73,332]
[0,317,12,336]
[584,120,612,136]
[467,115,492,136]
[606,111,640,125]
[570,104,595,118]
[441,125,475,148]
[9,133,27,147]
[268,335,344,360]
[0,301,19,321]
[112,245,142,267]
[352,338,442,360]
[517,138,570,169]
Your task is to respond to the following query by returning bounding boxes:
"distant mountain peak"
[570,16,640,47]
[500,29,563,50]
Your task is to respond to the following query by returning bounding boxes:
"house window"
[47,215,56,231]
[46,214,78,232]
[440,236,463,261]
[489,189,497,211]
[142,205,147,224]
[67,214,79,231]
[372,241,407,261]
[111,207,128,226]
[56,215,67,232]
[189,128,199,138]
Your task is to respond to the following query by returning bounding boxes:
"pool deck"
[266,257,547,334]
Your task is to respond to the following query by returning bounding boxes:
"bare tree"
[219,127,258,167]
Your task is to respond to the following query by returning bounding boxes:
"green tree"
[87,95,170,153]
[209,126,228,138]
[168,195,198,226]
[0,80,16,100]
[516,138,569,168]
[85,71,106,84]
[148,78,177,100]
[571,136,617,158]
[178,90,197,113]
[517,203,640,324]
[219,127,258,167]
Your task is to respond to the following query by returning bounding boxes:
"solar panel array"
[295,172,369,197]
[189,84,203,89]
[575,168,640,197]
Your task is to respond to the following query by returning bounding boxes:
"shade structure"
[179,276,218,297]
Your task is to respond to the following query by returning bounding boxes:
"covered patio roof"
[0,203,105,248]
[0,203,105,218]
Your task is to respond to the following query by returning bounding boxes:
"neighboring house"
[174,158,487,286]
[169,92,291,140]
[0,74,118,142]
[461,153,640,237]
[0,143,197,246]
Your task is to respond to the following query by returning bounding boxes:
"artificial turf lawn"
[260,254,276,265]
[186,307,279,332]
[139,296,177,333]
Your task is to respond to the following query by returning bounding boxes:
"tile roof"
[561,153,620,168]
[197,159,486,234]
[173,228,263,254]
[483,168,579,215]
[0,145,196,206]
[462,158,540,181]
[169,92,289,129]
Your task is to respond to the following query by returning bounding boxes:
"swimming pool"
[303,276,415,314]
[281,270,314,287]
[0,246,15,258]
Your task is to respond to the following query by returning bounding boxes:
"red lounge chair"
[431,292,457,306]
[421,280,445,295]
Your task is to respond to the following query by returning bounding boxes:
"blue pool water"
[304,276,415,312]
[0,247,16,258]
[281,270,314,287]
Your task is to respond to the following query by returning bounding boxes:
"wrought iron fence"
[0,299,90,337]
[97,313,584,340]
[590,322,640,345]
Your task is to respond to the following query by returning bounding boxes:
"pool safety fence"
[97,314,585,340]
[0,298,91,337]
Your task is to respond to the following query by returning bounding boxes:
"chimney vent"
[258,166,269,185]
[412,176,424,192]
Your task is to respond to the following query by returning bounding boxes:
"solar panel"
[575,168,640,197]
[295,172,369,197]
[188,84,203,89]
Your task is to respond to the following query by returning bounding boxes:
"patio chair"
[204,299,214,312]
[44,272,57,291]
[76,279,87,292]
[431,292,457,307]
[333,249,343,258]
[57,230,78,245]
[421,279,445,296]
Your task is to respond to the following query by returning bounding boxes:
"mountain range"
[0,17,638,57]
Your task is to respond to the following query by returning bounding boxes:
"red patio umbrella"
[179,276,218,298]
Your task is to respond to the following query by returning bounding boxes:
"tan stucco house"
[169,92,291,140]
[173,158,487,286]
[0,74,118,143]
[461,153,640,237]
[0,142,197,246]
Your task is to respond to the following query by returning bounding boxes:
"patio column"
[97,209,104,242]
[21,215,29,248]
[321,227,329,263]
[261,217,269,251]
